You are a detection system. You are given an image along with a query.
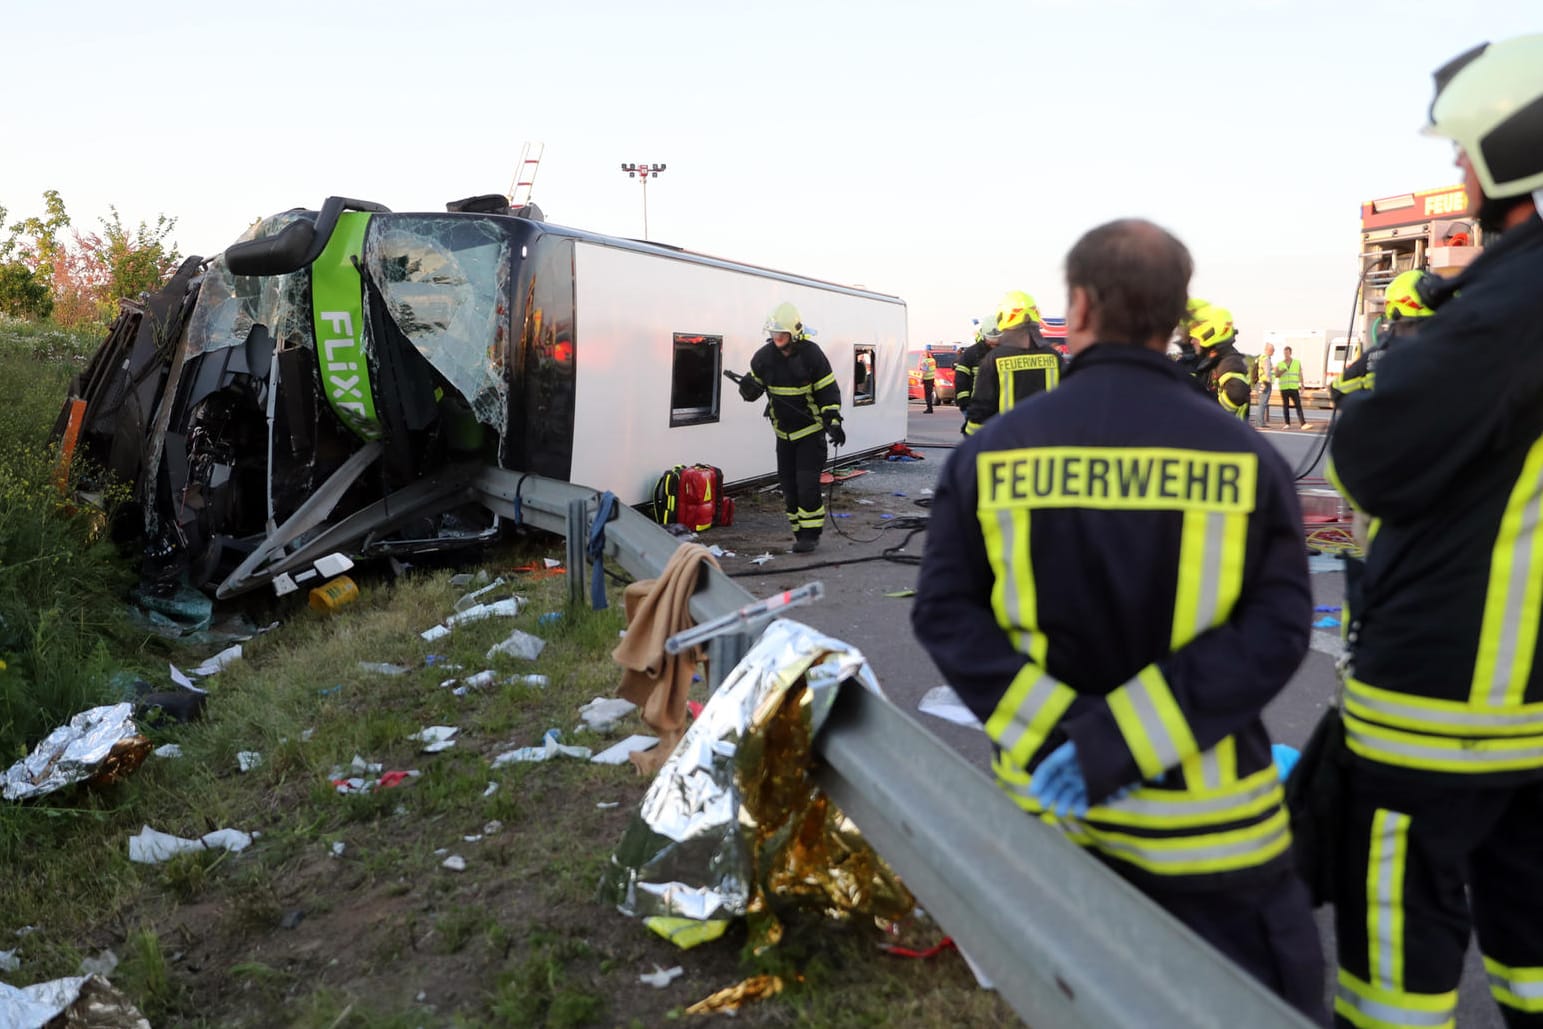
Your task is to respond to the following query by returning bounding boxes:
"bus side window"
[853,345,876,406]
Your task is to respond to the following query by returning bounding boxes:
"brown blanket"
[612,542,720,773]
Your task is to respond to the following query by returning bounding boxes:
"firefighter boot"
[792,530,820,554]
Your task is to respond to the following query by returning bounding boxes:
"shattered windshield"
[187,211,311,356]
[366,216,511,431]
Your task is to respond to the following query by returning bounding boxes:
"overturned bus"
[56,195,910,599]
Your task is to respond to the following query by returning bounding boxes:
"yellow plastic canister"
[309,575,360,613]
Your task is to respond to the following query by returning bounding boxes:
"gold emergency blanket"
[602,619,913,952]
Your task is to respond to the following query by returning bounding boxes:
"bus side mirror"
[224,219,317,277]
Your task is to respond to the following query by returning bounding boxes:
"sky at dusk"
[5,0,1537,345]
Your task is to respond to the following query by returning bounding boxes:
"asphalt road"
[711,397,1497,1027]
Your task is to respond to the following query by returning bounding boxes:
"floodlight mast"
[619,162,667,239]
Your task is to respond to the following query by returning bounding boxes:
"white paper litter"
[918,685,984,729]
[487,628,546,661]
[420,624,452,642]
[750,553,774,566]
[352,755,383,774]
[483,781,499,797]
[128,825,255,864]
[578,696,637,732]
[596,801,621,810]
[705,545,735,559]
[272,572,298,597]
[451,597,524,626]
[442,855,467,872]
[543,558,561,569]
[454,577,507,612]
[358,662,410,676]
[639,965,684,988]
[190,645,243,677]
[410,726,459,753]
[167,663,207,695]
[463,834,483,843]
[331,842,346,858]
[153,744,183,759]
[591,735,659,766]
[490,735,592,767]
[483,820,503,835]
[236,751,263,772]
[0,949,18,973]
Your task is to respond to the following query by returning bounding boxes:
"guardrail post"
[565,498,586,607]
[705,631,750,693]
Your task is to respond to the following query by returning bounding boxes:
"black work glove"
[738,376,760,402]
[826,420,846,447]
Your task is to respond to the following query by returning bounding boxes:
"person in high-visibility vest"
[920,351,938,413]
[1274,346,1304,427]
[1255,342,1276,426]
[914,218,1324,1021]
[1326,35,1543,1029]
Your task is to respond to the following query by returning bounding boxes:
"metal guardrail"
[467,466,1314,1028]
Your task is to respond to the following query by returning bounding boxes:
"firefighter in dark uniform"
[1186,300,1253,420]
[964,291,1064,435]
[738,302,844,554]
[1327,36,1543,1029]
[912,218,1324,1020]
[953,315,997,434]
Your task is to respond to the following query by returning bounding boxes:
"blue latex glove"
[1272,742,1301,781]
[1028,741,1090,817]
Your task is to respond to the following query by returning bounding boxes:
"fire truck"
[1358,183,1483,339]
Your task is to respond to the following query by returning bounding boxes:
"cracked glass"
[187,211,312,356]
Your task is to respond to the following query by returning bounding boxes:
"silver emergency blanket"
[2,703,142,801]
[602,619,912,952]
[0,973,149,1029]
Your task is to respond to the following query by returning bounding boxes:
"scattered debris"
[483,820,503,835]
[3,703,149,801]
[883,589,917,598]
[643,917,730,950]
[421,597,526,641]
[486,628,546,661]
[410,726,459,753]
[332,770,419,795]
[442,855,467,872]
[685,974,784,1015]
[596,801,621,810]
[128,825,255,864]
[705,545,736,558]
[591,735,659,766]
[0,974,149,1029]
[490,733,592,766]
[454,577,508,612]
[309,576,360,613]
[918,685,984,729]
[236,751,264,773]
[153,744,183,759]
[750,553,774,566]
[639,965,684,989]
[358,662,410,676]
[578,697,637,733]
[483,782,499,797]
[331,842,346,858]
[0,950,18,973]
[190,645,243,677]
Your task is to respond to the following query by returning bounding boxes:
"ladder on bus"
[508,142,545,209]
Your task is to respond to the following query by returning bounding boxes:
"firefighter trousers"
[775,434,826,540]
[1332,761,1543,1028]
[1139,866,1327,1024]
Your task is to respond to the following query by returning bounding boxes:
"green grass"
[0,317,1017,1027]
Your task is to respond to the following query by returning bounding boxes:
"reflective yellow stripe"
[1181,735,1237,791]
[1335,373,1375,396]
[1347,677,1543,737]
[1335,969,1455,1029]
[1484,956,1543,1013]
[1075,806,1291,876]
[1367,809,1410,991]
[984,666,1076,769]
[812,372,836,390]
[1172,509,1246,649]
[1107,666,1199,779]
[775,422,824,441]
[1218,372,1249,417]
[976,481,1045,664]
[1471,434,1543,708]
[976,447,1258,514]
[1345,711,1543,773]
[992,756,1290,874]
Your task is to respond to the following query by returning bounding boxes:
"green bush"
[0,262,53,320]
[0,325,132,761]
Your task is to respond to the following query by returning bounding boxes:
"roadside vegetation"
[0,317,1012,1026]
